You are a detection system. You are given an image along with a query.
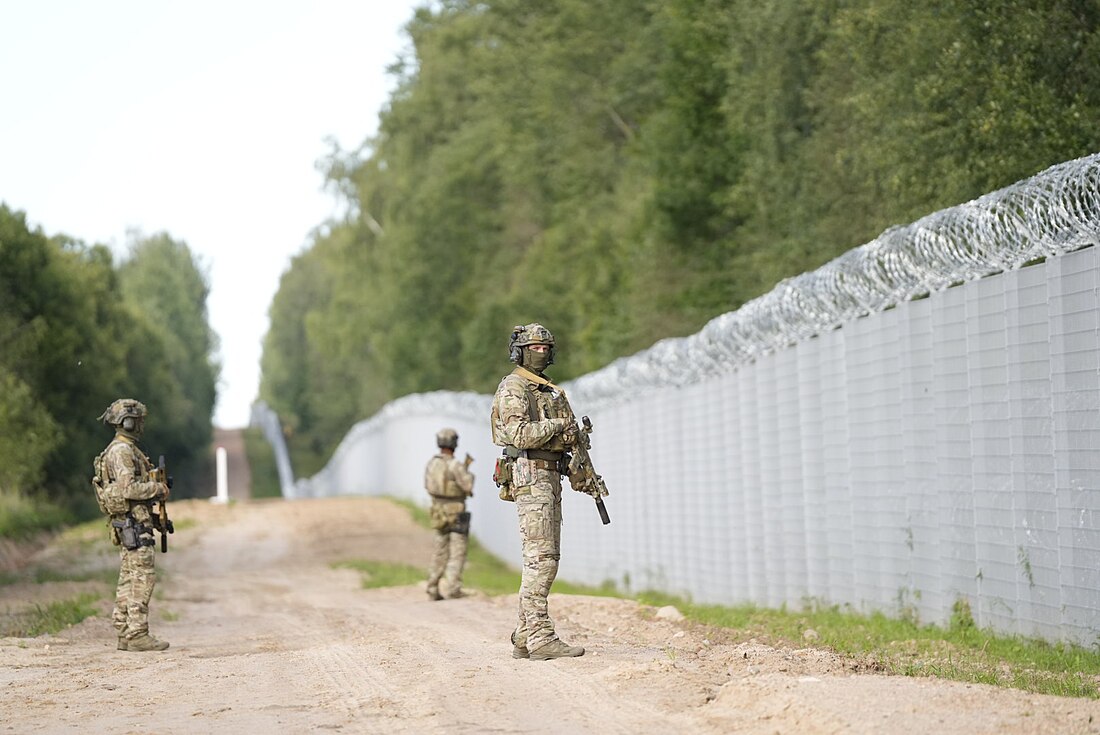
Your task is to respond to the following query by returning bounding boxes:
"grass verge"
[340,496,1100,699]
[1,593,100,637]
[334,559,424,588]
[632,591,1100,698]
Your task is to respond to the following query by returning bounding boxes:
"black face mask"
[523,347,551,373]
[118,419,144,441]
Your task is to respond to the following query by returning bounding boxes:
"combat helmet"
[436,427,458,449]
[97,398,148,431]
[509,323,555,366]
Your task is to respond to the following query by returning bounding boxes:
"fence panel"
[260,154,1100,644]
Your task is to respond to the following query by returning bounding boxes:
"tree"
[118,232,220,495]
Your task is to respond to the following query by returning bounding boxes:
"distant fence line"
[255,153,1100,645]
[249,401,296,498]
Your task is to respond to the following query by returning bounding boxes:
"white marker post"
[213,446,229,503]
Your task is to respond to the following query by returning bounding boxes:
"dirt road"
[2,496,1099,734]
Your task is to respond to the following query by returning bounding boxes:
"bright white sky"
[0,1,421,428]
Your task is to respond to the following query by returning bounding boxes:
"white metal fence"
[255,153,1100,645]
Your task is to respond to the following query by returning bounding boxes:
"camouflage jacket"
[93,435,163,524]
[491,367,572,452]
[424,454,474,501]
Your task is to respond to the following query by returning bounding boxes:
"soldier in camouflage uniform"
[491,323,584,660]
[92,399,170,652]
[425,427,475,601]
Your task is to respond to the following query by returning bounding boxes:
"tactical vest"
[491,372,570,452]
[527,381,569,452]
[92,439,154,517]
[93,444,128,515]
[425,456,465,500]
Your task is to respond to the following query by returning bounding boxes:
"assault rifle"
[565,416,611,525]
[149,455,176,552]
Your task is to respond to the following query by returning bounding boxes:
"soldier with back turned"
[424,427,475,601]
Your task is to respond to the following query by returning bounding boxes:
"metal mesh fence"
[258,153,1100,644]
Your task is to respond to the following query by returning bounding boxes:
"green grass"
[463,536,521,595]
[26,567,118,585]
[170,517,197,533]
[242,427,284,499]
[1,593,100,637]
[382,497,530,596]
[334,559,425,588]
[632,590,1100,699]
[388,497,431,527]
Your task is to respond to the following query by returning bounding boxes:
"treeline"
[0,205,219,534]
[261,0,1100,467]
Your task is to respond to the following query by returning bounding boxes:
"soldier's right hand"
[556,418,579,445]
[157,483,170,500]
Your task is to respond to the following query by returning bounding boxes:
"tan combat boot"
[528,639,584,660]
[117,637,127,651]
[126,634,170,652]
[511,631,529,659]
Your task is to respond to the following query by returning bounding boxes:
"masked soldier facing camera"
[92,399,171,652]
[425,427,474,600]
[491,323,585,660]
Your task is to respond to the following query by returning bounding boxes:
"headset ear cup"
[122,417,134,431]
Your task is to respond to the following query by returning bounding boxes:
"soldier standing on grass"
[91,399,170,652]
[424,428,475,601]
[491,323,585,660]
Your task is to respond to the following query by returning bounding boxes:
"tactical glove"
[557,418,579,445]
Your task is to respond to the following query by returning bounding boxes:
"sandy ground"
[2,494,1100,735]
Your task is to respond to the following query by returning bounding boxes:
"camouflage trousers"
[427,530,468,597]
[113,544,156,640]
[513,467,563,652]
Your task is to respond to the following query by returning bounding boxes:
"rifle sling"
[512,366,565,396]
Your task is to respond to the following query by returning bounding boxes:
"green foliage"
[0,490,70,540]
[0,206,219,533]
[0,370,61,495]
[242,428,283,499]
[118,232,220,498]
[261,0,1100,464]
[0,593,101,638]
[951,596,977,632]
